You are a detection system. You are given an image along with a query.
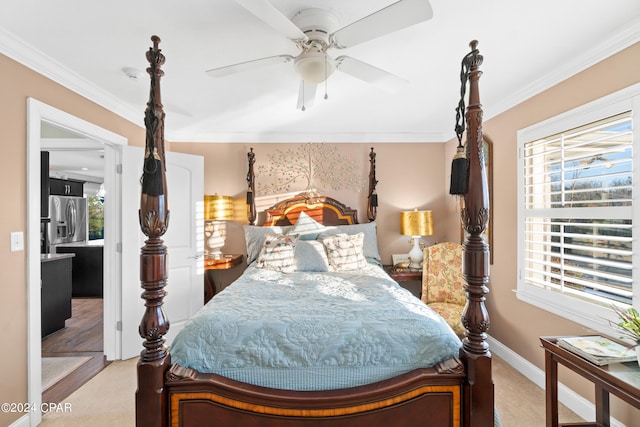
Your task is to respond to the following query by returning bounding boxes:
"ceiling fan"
[206,0,433,110]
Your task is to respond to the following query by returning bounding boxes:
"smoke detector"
[122,67,144,81]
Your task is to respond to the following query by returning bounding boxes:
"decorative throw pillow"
[287,211,326,240]
[244,225,291,265]
[321,232,368,271]
[256,234,299,273]
[317,222,381,265]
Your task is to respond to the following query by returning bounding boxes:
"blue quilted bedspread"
[170,263,461,391]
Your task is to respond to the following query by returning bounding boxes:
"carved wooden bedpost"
[367,147,378,222]
[246,147,257,225]
[459,40,494,426]
[135,35,170,427]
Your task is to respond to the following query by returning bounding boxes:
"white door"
[120,146,204,359]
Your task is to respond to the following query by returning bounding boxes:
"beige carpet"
[41,355,584,426]
[493,356,583,426]
[41,357,137,426]
[42,357,92,391]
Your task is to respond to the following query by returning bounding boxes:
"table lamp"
[400,209,434,269]
[204,194,233,257]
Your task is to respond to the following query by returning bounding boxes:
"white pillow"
[256,234,299,273]
[317,222,381,265]
[321,232,368,271]
[244,225,291,265]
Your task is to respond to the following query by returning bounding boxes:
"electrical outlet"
[10,231,24,252]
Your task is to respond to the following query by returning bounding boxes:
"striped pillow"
[321,232,368,271]
[256,234,299,273]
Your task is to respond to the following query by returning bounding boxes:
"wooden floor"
[42,298,110,404]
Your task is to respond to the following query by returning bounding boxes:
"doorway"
[27,98,126,427]
[41,136,109,403]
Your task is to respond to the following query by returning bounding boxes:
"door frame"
[26,98,127,426]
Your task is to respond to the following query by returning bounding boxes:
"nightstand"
[383,265,422,299]
[204,254,243,303]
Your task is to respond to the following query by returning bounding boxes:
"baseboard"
[8,413,31,427]
[487,335,625,427]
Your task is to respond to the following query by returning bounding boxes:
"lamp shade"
[400,209,434,236]
[204,195,233,221]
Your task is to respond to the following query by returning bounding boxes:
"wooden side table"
[204,254,243,303]
[540,336,640,427]
[383,265,423,299]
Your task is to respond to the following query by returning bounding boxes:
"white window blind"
[522,112,633,306]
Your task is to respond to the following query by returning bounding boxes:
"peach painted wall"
[442,43,640,424]
[172,142,447,264]
[0,53,145,426]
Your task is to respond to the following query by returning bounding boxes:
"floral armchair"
[421,242,466,336]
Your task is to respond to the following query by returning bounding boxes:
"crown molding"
[484,18,640,120]
[0,26,141,127]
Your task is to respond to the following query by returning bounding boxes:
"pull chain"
[324,55,328,100]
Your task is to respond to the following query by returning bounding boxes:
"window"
[88,195,104,240]
[517,84,640,334]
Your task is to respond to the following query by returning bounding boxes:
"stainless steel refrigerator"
[46,195,88,252]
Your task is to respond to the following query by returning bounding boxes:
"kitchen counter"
[41,253,75,263]
[55,238,104,248]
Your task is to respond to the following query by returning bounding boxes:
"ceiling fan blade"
[234,0,307,42]
[206,55,293,78]
[336,56,408,93]
[296,81,317,111]
[331,0,433,49]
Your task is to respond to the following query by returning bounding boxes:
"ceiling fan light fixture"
[294,51,335,83]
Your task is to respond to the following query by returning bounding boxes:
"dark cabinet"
[49,177,84,196]
[41,255,73,337]
[41,151,50,218]
[55,245,104,297]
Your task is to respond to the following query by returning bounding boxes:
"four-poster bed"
[135,36,494,426]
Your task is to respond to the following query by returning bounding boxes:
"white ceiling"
[41,122,106,184]
[1,0,639,145]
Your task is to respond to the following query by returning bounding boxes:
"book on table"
[557,335,637,366]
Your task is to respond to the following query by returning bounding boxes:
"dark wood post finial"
[459,39,494,426]
[136,35,170,427]
[461,39,489,353]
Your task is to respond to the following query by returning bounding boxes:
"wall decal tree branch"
[256,143,364,195]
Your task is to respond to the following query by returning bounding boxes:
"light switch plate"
[10,231,24,252]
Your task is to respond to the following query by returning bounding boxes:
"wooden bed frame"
[135,36,493,427]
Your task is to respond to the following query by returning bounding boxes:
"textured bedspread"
[170,263,461,391]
